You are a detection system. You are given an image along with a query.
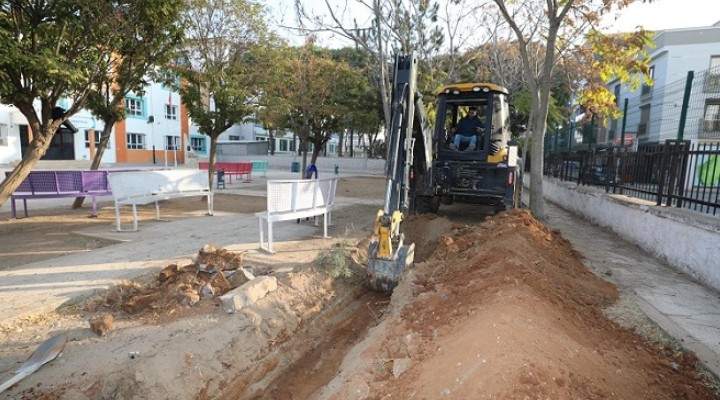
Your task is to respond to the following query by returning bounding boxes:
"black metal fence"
[545,64,720,152]
[545,141,720,216]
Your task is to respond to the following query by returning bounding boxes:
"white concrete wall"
[0,105,23,164]
[538,177,720,291]
[205,153,385,175]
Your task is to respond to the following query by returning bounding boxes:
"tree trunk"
[208,134,219,189]
[73,121,116,209]
[349,128,354,158]
[338,129,344,157]
[0,135,50,207]
[269,128,275,155]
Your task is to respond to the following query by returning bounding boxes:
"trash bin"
[291,161,300,172]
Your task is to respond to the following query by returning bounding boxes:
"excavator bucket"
[367,242,415,292]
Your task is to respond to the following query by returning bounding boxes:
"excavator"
[367,52,520,292]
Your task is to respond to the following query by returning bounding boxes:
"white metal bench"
[107,170,214,231]
[255,178,338,253]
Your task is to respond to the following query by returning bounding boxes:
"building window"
[229,135,240,141]
[0,124,7,146]
[125,98,143,116]
[84,130,101,148]
[710,55,720,71]
[290,139,296,152]
[165,104,178,120]
[165,135,179,150]
[191,137,206,152]
[279,139,288,152]
[126,133,146,149]
[638,104,651,138]
[703,100,720,133]
[641,66,654,96]
[705,56,720,93]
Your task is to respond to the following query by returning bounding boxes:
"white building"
[600,21,720,146]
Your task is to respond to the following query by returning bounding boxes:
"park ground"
[0,175,718,399]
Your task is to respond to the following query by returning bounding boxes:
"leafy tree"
[170,0,276,188]
[492,0,653,220]
[329,47,383,157]
[0,0,128,206]
[72,0,185,209]
[269,41,367,173]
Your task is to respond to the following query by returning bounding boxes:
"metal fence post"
[677,71,694,141]
[616,98,629,195]
[620,98,628,150]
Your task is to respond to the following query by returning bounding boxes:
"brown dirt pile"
[321,210,717,399]
[90,244,258,325]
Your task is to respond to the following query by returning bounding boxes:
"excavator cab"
[436,83,512,157]
[414,83,519,212]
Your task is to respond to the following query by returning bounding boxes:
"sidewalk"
[543,201,720,378]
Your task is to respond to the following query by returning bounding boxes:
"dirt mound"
[320,210,717,399]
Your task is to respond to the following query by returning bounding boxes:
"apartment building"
[600,21,720,146]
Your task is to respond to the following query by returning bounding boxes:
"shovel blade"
[0,334,66,394]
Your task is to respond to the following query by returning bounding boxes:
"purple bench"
[6,170,113,218]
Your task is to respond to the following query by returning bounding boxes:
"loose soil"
[0,175,718,399]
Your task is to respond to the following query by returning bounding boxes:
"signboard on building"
[615,133,638,151]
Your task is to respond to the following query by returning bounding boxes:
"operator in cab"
[449,106,484,151]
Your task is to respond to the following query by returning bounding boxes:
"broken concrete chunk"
[209,270,230,293]
[179,290,200,307]
[220,276,278,313]
[201,283,215,299]
[227,267,255,288]
[392,358,411,378]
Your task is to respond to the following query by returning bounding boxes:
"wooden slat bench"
[107,169,213,231]
[255,178,338,253]
[6,170,112,218]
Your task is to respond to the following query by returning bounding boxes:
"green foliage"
[0,1,119,110]
[170,0,276,138]
[85,0,185,133]
[577,29,655,121]
[316,247,355,280]
[512,90,563,131]
[264,41,374,165]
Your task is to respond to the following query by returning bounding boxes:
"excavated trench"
[214,281,389,399]
[216,211,478,399]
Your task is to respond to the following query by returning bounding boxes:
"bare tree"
[294,0,464,133]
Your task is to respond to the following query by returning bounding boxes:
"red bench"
[5,170,113,218]
[198,162,253,184]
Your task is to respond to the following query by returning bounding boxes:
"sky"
[601,0,720,32]
[265,0,720,47]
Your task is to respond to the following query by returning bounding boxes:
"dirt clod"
[88,314,113,337]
